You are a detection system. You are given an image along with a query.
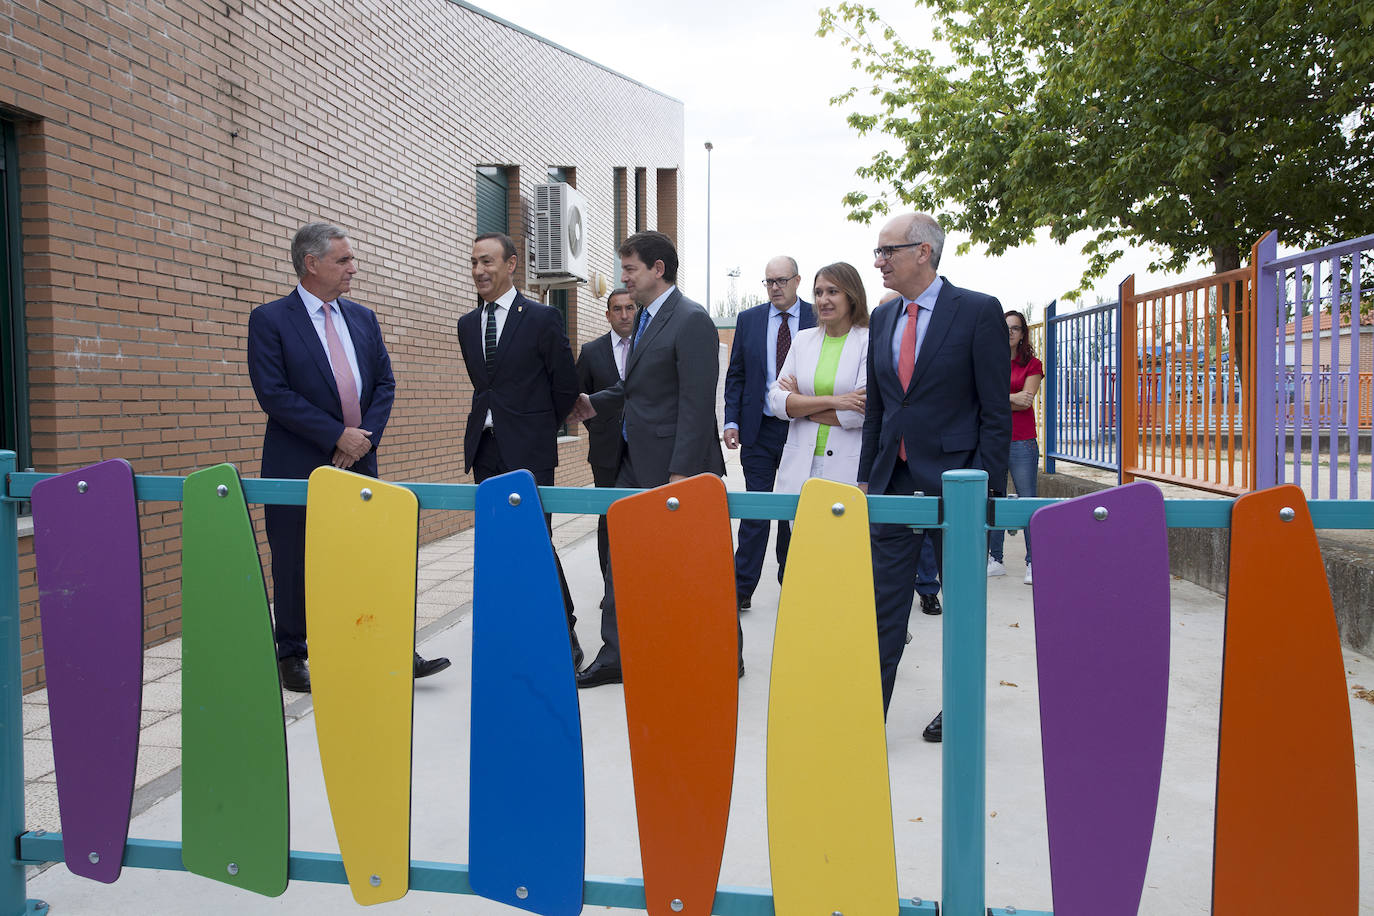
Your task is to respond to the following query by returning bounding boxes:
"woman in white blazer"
[767,261,869,492]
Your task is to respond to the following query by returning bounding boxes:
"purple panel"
[1027,481,1170,916]
[31,459,143,884]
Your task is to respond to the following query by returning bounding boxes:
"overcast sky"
[482,0,1189,319]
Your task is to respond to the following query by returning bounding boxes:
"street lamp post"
[704,141,713,313]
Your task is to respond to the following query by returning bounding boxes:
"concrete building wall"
[0,0,685,688]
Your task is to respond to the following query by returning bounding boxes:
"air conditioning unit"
[534,182,589,282]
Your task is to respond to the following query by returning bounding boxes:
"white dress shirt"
[297,283,362,399]
[481,286,519,428]
[890,276,943,371]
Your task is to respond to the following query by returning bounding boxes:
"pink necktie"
[322,302,362,428]
[898,301,919,461]
[616,336,628,379]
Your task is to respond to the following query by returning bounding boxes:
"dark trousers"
[590,462,619,578]
[734,416,791,601]
[871,462,942,714]
[265,503,308,660]
[474,429,577,631]
[593,450,743,667]
[915,537,940,596]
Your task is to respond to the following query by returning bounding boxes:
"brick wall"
[0,0,684,688]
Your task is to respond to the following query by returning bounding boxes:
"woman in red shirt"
[988,309,1043,585]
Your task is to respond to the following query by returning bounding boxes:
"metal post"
[1044,300,1057,474]
[704,141,713,313]
[1254,231,1278,489]
[940,469,988,916]
[1119,276,1136,485]
[0,451,30,915]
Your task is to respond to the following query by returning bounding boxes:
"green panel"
[476,166,508,236]
[180,464,289,897]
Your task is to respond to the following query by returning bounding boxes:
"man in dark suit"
[457,232,584,669]
[723,257,815,611]
[857,213,1011,738]
[247,222,449,693]
[571,230,726,687]
[576,288,635,579]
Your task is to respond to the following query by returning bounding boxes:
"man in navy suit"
[723,257,814,610]
[857,213,1010,737]
[247,222,449,693]
[457,232,583,669]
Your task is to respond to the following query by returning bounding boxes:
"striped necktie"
[484,301,499,367]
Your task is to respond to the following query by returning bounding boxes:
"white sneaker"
[987,558,1006,577]
[1023,563,1033,585]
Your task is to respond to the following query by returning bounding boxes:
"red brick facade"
[0,0,685,689]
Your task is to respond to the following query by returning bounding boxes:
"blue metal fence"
[1043,299,1121,475]
[1256,232,1374,499]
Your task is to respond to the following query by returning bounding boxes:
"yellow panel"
[305,468,417,906]
[766,478,898,915]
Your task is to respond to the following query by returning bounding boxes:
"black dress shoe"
[576,659,623,688]
[278,656,310,693]
[923,710,943,743]
[414,652,451,678]
[737,597,751,612]
[920,593,942,616]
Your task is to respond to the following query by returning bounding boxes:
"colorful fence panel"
[1255,231,1373,499]
[2,451,1369,916]
[1120,259,1258,494]
[1043,299,1120,474]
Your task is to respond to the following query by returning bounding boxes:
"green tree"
[818,0,1374,296]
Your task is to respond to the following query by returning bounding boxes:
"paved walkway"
[19,451,1374,913]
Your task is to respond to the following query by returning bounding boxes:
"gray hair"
[292,222,348,278]
[906,214,945,269]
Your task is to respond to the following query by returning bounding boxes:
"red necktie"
[898,301,919,460]
[322,302,362,428]
[775,314,791,376]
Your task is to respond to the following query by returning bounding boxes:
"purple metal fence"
[1256,232,1374,499]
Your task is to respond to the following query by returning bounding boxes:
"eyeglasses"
[762,275,798,288]
[1007,325,1025,335]
[873,242,925,261]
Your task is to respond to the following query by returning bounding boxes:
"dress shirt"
[298,283,362,400]
[763,300,801,418]
[890,276,945,373]
[613,333,631,379]
[481,285,520,429]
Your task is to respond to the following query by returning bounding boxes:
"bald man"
[722,256,815,611]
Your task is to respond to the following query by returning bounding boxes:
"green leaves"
[820,0,1374,297]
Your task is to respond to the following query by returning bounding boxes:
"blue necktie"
[631,307,650,352]
[623,309,651,441]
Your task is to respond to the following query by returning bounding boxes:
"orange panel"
[1212,485,1358,913]
[609,474,738,916]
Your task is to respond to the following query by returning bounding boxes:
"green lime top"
[812,332,848,456]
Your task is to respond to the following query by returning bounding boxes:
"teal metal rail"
[3,449,1372,915]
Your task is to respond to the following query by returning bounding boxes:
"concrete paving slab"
[21,701,48,735]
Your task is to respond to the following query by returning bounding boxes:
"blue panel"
[469,470,585,915]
